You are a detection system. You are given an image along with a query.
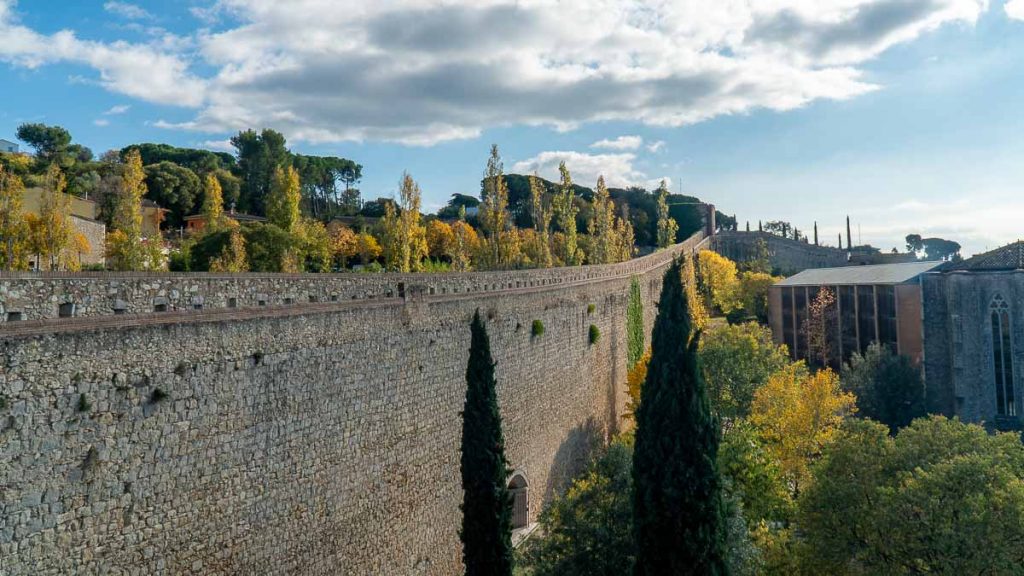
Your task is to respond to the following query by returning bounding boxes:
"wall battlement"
[0,235,705,576]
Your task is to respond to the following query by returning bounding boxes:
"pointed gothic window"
[991,294,1015,416]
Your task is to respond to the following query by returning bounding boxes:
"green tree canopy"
[701,322,791,420]
[797,416,1024,575]
[143,161,202,227]
[842,343,926,434]
[521,435,636,576]
[16,123,72,166]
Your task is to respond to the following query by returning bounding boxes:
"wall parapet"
[0,232,707,329]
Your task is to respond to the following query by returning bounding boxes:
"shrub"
[587,303,596,315]
[149,388,168,404]
[589,324,600,345]
[76,393,91,413]
[532,319,545,337]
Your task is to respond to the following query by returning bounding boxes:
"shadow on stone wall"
[542,417,604,502]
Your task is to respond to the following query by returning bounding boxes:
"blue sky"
[1,0,1022,256]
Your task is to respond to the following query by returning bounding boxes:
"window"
[991,295,1015,417]
[781,287,795,357]
[794,287,808,359]
[876,286,897,351]
[856,285,876,354]
[839,286,857,361]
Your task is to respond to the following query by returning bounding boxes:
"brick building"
[768,261,943,366]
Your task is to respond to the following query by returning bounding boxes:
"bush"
[149,388,168,403]
[188,229,232,271]
[532,319,545,337]
[243,222,295,272]
[76,393,91,413]
[589,324,600,345]
[843,342,925,434]
[587,303,595,315]
[168,241,193,271]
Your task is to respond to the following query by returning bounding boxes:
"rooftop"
[775,261,944,287]
[946,241,1024,271]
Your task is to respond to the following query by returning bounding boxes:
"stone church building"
[923,242,1024,431]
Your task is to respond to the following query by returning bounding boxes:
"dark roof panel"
[948,241,1024,271]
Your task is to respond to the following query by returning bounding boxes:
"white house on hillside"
[0,139,18,153]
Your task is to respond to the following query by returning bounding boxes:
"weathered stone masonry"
[0,234,705,576]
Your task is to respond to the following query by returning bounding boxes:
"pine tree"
[461,310,514,576]
[633,258,728,576]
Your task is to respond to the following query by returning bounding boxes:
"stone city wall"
[1,232,705,323]
[711,230,848,274]
[0,234,705,575]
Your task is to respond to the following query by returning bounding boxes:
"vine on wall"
[627,276,644,369]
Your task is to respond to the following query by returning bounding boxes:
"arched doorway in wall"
[507,471,530,530]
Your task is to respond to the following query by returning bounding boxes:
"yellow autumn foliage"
[750,364,856,493]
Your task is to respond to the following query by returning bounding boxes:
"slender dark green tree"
[460,310,514,576]
[633,258,729,576]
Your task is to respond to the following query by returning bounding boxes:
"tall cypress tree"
[460,310,514,576]
[633,259,728,576]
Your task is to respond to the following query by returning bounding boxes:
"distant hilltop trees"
[1,124,729,274]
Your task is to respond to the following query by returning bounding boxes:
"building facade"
[22,187,106,266]
[0,138,18,153]
[769,261,942,366]
[922,242,1024,430]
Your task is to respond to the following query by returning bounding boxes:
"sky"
[1,0,1022,257]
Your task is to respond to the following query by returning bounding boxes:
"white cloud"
[0,0,990,145]
[103,104,131,115]
[0,1,205,107]
[103,1,152,20]
[646,140,666,153]
[513,150,649,189]
[200,139,234,152]
[1006,0,1024,19]
[591,135,643,151]
[93,118,110,127]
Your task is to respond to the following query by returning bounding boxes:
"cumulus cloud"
[512,150,651,189]
[0,1,205,106]
[1006,0,1024,19]
[0,0,990,145]
[103,1,152,21]
[591,136,643,151]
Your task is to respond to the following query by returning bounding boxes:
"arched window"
[507,471,530,529]
[991,295,1015,416]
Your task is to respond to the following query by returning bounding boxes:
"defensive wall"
[0,232,706,575]
[710,230,848,273]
